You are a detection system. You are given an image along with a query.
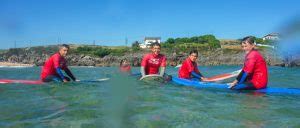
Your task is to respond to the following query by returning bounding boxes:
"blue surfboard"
[172,76,300,95]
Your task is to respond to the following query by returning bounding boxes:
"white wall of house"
[263,36,279,41]
[140,37,161,48]
[145,39,161,45]
[262,33,280,41]
[139,43,147,49]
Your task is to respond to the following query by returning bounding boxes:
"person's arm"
[140,55,148,77]
[53,54,66,82]
[191,71,203,79]
[55,67,65,81]
[229,54,255,88]
[159,56,167,77]
[159,67,166,76]
[140,67,146,77]
[236,70,248,84]
[229,70,248,89]
[65,68,76,81]
[191,71,208,81]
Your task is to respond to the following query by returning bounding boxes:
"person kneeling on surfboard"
[141,42,170,80]
[229,36,268,90]
[120,59,131,74]
[178,50,207,81]
[40,44,76,82]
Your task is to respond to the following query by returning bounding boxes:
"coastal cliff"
[0,44,297,67]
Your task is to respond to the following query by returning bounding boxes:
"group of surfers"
[41,36,268,90]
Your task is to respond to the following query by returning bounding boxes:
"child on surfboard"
[140,42,171,81]
[40,44,76,82]
[178,50,208,81]
[228,36,268,90]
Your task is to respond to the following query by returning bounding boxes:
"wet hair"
[189,50,198,56]
[241,36,255,45]
[59,44,70,50]
[120,59,129,66]
[150,42,161,48]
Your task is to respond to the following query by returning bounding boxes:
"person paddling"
[40,44,76,82]
[140,42,167,77]
[178,50,207,81]
[229,36,268,90]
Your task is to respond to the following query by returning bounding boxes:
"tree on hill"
[132,41,140,51]
[162,34,221,51]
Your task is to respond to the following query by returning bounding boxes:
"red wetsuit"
[178,58,200,79]
[41,53,67,80]
[242,50,268,89]
[141,53,166,75]
[120,65,131,73]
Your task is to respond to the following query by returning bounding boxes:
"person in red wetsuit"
[40,44,76,82]
[119,59,131,74]
[140,42,167,77]
[178,50,207,81]
[229,36,268,90]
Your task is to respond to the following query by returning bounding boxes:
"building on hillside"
[140,37,161,48]
[262,33,280,41]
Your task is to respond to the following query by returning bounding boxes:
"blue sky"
[0,0,299,49]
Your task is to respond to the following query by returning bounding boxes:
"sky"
[0,0,299,49]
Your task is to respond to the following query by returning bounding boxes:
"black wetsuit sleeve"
[236,71,243,81]
[236,70,248,84]
[65,68,76,81]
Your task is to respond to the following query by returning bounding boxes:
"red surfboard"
[204,69,242,82]
[0,79,44,85]
[0,78,110,85]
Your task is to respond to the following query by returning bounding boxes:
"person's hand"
[63,79,69,82]
[228,80,238,89]
[200,77,208,81]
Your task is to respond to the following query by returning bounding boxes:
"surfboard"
[76,78,110,82]
[139,74,165,83]
[0,79,44,84]
[175,64,241,82]
[140,74,164,80]
[175,64,182,68]
[172,76,300,95]
[204,69,242,82]
[0,78,110,85]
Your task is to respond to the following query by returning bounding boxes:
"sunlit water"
[0,66,299,127]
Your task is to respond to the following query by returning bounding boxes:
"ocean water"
[0,66,299,128]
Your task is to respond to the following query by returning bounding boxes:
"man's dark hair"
[150,42,161,48]
[189,50,198,56]
[120,59,129,66]
[241,36,255,45]
[59,44,70,49]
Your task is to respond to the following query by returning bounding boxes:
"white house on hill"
[140,37,161,48]
[262,33,280,41]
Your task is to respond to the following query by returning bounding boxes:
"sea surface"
[0,66,299,128]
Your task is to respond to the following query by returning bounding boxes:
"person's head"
[241,36,256,54]
[150,42,161,55]
[120,59,130,67]
[58,44,70,57]
[188,50,198,62]
[120,59,131,73]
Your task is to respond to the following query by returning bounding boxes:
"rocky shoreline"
[1,46,298,67]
